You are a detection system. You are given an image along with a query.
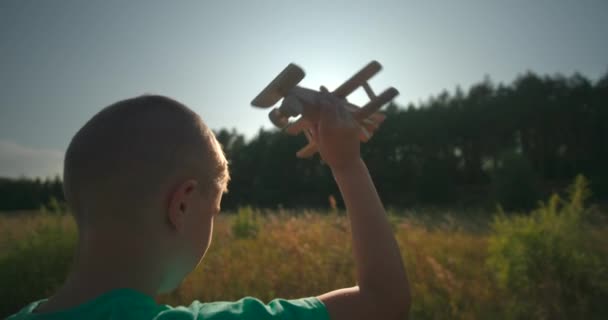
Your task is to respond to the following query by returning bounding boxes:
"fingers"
[313,88,359,135]
[309,124,319,143]
[336,103,356,126]
[319,99,357,129]
[320,98,338,120]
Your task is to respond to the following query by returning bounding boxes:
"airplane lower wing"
[284,117,308,135]
[355,87,399,121]
[296,142,319,158]
[359,112,386,142]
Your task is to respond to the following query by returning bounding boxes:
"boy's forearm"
[332,158,410,308]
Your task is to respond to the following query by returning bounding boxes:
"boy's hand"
[310,88,361,170]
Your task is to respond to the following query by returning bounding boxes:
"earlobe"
[167,179,198,231]
[168,198,184,231]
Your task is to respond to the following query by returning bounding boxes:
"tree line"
[0,176,64,211]
[219,70,608,210]
[1,70,607,212]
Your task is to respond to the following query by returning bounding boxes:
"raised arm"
[313,97,410,320]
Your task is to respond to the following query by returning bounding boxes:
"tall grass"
[0,178,606,319]
[0,214,76,316]
[488,176,608,319]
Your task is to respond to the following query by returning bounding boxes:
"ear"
[167,179,199,231]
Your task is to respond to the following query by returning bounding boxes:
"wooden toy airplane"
[251,60,399,158]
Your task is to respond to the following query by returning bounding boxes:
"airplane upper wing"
[332,61,382,98]
[251,63,305,108]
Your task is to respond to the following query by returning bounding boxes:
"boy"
[8,94,410,319]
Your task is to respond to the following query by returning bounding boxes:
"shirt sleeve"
[155,296,330,320]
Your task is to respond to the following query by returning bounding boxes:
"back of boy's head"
[63,95,229,231]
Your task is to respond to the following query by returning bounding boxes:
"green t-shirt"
[7,289,330,320]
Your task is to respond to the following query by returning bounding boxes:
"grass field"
[1,180,607,319]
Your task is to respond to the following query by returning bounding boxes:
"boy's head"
[63,95,229,292]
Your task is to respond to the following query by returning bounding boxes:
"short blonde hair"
[63,95,229,227]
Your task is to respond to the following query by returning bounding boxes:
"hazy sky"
[1,0,607,178]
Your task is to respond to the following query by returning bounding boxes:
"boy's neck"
[35,236,164,313]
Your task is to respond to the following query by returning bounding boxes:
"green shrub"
[231,206,260,239]
[39,196,68,215]
[491,151,540,210]
[487,175,608,319]
[386,208,401,233]
[0,217,77,316]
